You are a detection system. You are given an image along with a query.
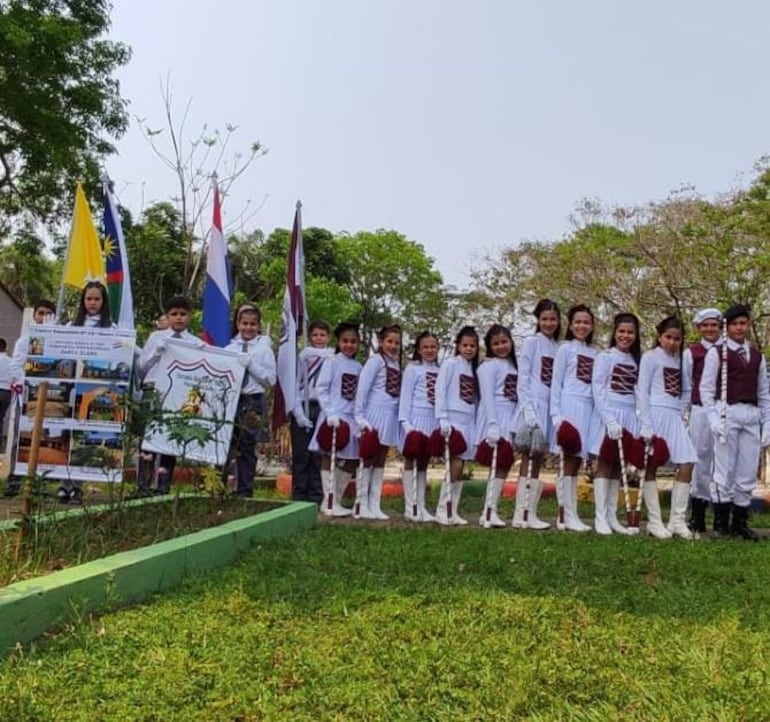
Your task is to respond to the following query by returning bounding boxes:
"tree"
[0,222,57,304]
[335,230,448,350]
[122,202,187,329]
[0,0,130,226]
[137,82,266,291]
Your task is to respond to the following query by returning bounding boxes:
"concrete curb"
[0,499,316,653]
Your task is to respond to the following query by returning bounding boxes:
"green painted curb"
[0,500,317,654]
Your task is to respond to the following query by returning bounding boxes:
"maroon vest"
[689,342,707,405]
[715,345,762,405]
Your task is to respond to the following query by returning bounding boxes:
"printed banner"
[14,326,136,482]
[141,340,245,466]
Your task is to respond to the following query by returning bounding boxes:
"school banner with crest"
[141,340,245,466]
[13,326,136,482]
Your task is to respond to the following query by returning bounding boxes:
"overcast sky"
[108,0,770,288]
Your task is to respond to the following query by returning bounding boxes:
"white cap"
[692,308,721,325]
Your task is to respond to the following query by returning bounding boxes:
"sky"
[107,0,770,289]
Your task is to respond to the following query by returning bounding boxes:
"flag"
[273,201,306,430]
[62,182,106,288]
[102,180,135,328]
[201,179,232,347]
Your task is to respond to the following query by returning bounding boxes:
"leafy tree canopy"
[0,0,130,228]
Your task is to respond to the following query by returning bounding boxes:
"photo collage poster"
[14,326,137,482]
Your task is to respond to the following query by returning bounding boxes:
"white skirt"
[650,405,697,465]
[448,409,476,462]
[476,404,517,445]
[550,395,594,459]
[398,410,438,455]
[365,401,401,448]
[586,403,640,457]
[309,412,360,460]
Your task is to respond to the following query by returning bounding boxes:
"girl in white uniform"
[587,312,641,535]
[434,325,479,526]
[550,304,597,532]
[398,331,440,523]
[637,316,697,539]
[512,299,560,530]
[476,324,518,528]
[309,322,362,515]
[58,282,116,503]
[354,324,402,520]
[69,281,115,328]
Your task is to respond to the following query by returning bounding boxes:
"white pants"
[688,405,713,501]
[712,403,760,507]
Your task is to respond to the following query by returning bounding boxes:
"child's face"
[84,288,104,316]
[237,313,260,341]
[489,332,512,359]
[418,337,438,363]
[167,308,191,333]
[727,317,749,344]
[338,330,359,358]
[697,319,721,344]
[570,312,593,341]
[380,332,401,359]
[658,327,682,355]
[614,322,636,353]
[33,307,54,324]
[538,310,559,338]
[457,334,478,361]
[309,328,330,349]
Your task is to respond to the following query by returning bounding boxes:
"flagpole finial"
[295,200,302,210]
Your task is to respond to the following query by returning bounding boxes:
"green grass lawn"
[1,489,769,721]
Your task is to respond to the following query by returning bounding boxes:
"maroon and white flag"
[272,202,306,430]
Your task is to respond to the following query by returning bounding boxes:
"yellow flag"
[62,182,106,288]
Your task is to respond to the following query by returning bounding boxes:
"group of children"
[6,285,768,541]
[298,301,769,540]
[4,285,277,502]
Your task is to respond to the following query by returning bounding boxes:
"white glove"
[523,407,539,429]
[552,416,564,433]
[439,420,452,437]
[153,340,167,358]
[761,426,770,448]
[640,424,654,442]
[709,418,727,439]
[485,424,501,445]
[293,410,314,430]
[606,421,622,441]
[238,354,250,368]
[326,414,340,428]
[355,416,372,432]
[197,340,207,349]
[402,422,415,435]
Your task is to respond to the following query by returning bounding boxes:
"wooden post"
[14,381,48,563]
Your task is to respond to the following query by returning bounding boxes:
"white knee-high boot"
[368,467,389,520]
[332,468,353,517]
[416,471,434,522]
[480,477,506,528]
[403,467,417,521]
[320,469,334,516]
[643,481,672,539]
[527,479,550,530]
[511,476,528,528]
[607,479,631,534]
[435,480,453,526]
[592,477,613,535]
[354,466,374,520]
[563,476,590,532]
[451,481,468,526]
[668,481,693,539]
